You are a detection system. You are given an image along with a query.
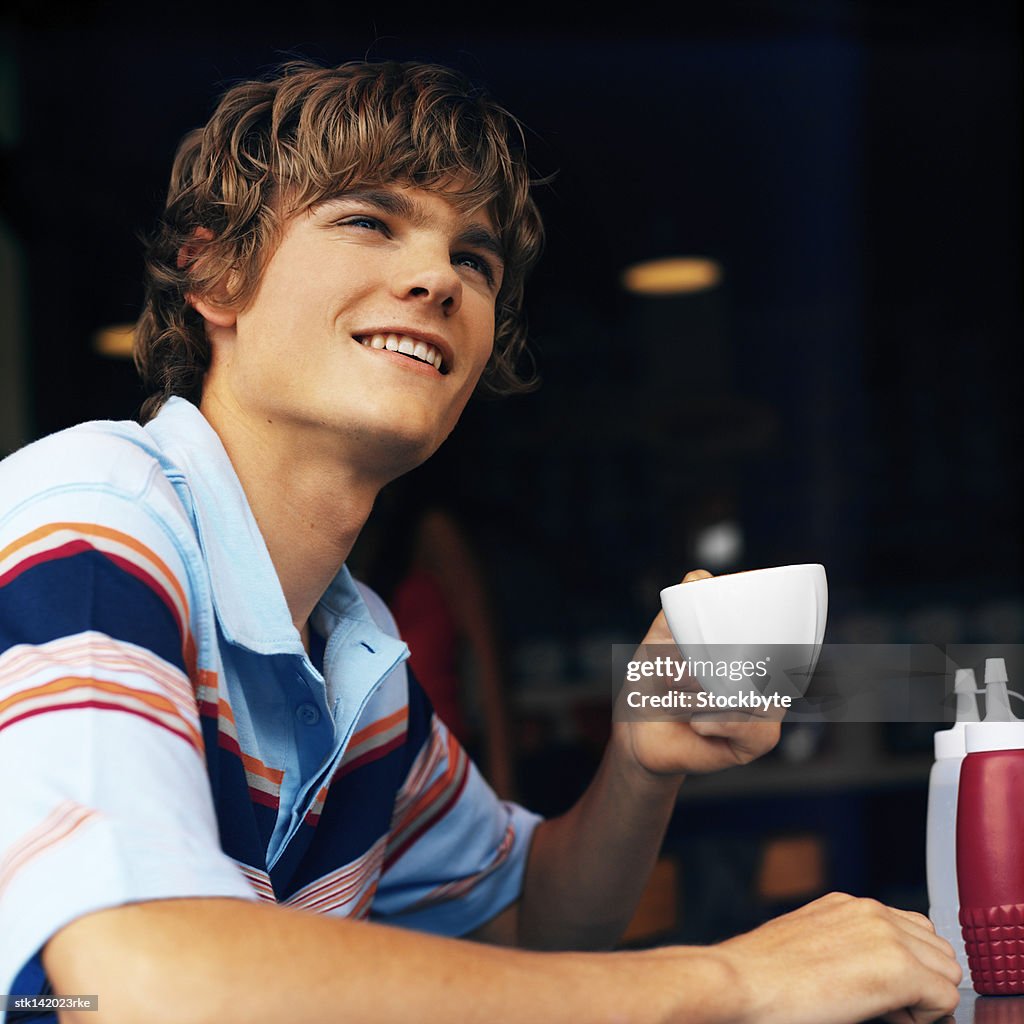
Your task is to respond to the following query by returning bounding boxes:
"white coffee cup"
[659,564,828,700]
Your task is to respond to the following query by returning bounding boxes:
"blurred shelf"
[513,682,935,802]
[676,750,933,803]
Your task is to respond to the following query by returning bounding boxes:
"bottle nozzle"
[985,658,1009,686]
[984,658,1017,722]
[955,668,977,694]
[954,668,981,724]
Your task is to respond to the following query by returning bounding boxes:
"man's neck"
[199,390,382,641]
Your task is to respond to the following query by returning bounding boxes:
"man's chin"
[372,429,449,484]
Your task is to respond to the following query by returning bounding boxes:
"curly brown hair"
[134,60,544,423]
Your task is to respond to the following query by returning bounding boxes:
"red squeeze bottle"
[957,721,1024,994]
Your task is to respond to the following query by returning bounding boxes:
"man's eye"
[339,215,385,232]
[453,253,495,284]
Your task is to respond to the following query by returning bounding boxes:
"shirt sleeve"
[369,670,542,937]
[0,431,256,1012]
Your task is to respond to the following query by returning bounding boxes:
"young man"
[0,61,959,1023]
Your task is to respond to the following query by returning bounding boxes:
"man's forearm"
[516,736,683,951]
[45,896,739,1024]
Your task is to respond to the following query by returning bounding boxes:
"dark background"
[2,0,1020,638]
[1,0,1021,933]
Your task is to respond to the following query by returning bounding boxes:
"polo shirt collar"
[144,397,393,658]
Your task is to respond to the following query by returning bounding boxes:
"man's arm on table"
[46,890,959,1024]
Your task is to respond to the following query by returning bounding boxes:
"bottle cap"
[985,658,1009,685]
[965,721,1024,753]
[934,725,966,759]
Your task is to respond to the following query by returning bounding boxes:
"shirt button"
[295,703,320,725]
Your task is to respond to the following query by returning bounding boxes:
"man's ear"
[189,294,237,330]
[179,227,237,329]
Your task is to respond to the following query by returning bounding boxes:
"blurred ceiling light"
[621,256,723,295]
[93,323,135,359]
[693,519,743,571]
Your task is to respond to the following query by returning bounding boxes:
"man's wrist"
[637,945,750,1024]
[608,726,688,798]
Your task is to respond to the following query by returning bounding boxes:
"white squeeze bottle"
[926,667,978,986]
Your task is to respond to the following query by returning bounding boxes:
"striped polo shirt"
[0,397,541,1018]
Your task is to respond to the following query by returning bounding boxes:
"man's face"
[201,184,503,479]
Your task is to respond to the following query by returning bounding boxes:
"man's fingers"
[891,920,960,982]
[866,903,957,961]
[689,715,783,743]
[682,569,713,583]
[901,931,963,987]
[686,717,782,765]
[845,901,960,986]
[873,930,959,1024]
[689,713,750,733]
[888,906,940,935]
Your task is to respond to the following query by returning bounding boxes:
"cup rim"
[659,563,825,601]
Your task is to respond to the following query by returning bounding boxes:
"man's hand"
[613,569,783,781]
[714,892,961,1024]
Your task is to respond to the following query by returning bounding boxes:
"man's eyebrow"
[314,189,416,218]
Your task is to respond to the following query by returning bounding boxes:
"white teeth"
[357,333,444,372]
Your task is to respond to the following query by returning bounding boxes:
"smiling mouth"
[354,333,446,373]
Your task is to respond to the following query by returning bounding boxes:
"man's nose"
[393,244,463,315]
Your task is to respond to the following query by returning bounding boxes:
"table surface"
[863,991,1024,1023]
[953,992,1024,1023]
